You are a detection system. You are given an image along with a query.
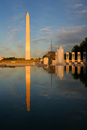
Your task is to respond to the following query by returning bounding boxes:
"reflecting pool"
[0,66,87,130]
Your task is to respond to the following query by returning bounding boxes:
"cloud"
[31,75,87,100]
[16,40,24,48]
[75,10,87,13]
[4,46,10,51]
[40,26,51,32]
[7,25,12,28]
[0,45,10,51]
[10,28,19,32]
[75,4,83,8]
[31,37,49,44]
[31,46,48,58]
[11,42,14,44]
[54,28,87,52]
[8,27,22,40]
[16,44,24,48]
[8,34,15,40]
[0,43,18,57]
[59,25,86,30]
[40,92,51,99]
[31,24,87,53]
[55,29,86,43]
[12,13,26,21]
[31,69,87,100]
[31,25,87,45]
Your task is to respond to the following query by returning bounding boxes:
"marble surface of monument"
[77,52,81,63]
[72,52,75,63]
[26,12,30,60]
[66,52,69,63]
[56,46,64,65]
[44,57,49,65]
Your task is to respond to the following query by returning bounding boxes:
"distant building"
[0,57,4,61]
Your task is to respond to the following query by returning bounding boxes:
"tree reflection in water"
[43,65,87,87]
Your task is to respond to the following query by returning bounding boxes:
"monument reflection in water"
[0,65,87,130]
[25,65,87,112]
[26,65,64,111]
[26,66,30,111]
[44,65,87,86]
[55,66,64,80]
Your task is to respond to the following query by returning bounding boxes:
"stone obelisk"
[26,12,30,60]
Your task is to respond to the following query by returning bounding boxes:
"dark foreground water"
[0,66,87,130]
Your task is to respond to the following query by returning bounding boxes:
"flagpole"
[51,39,52,51]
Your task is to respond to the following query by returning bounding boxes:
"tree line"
[71,37,87,60]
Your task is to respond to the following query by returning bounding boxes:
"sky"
[0,0,87,58]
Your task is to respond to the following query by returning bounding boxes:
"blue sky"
[0,0,87,58]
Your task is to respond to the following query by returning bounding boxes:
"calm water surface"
[0,66,87,130]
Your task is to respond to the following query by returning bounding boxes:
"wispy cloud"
[0,45,10,51]
[40,26,52,32]
[7,25,12,28]
[54,26,87,52]
[8,27,22,40]
[31,37,49,43]
[75,4,83,8]
[75,10,87,13]
[12,13,26,21]
[11,42,14,44]
[16,40,24,48]
[0,44,17,57]
[31,25,87,53]
[55,25,86,32]
[8,34,15,40]
[10,28,19,32]
[31,46,49,58]
[31,25,87,44]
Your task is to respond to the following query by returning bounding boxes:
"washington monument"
[26,12,30,60]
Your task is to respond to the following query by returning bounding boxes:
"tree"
[46,51,55,60]
[42,54,48,59]
[42,51,55,60]
[71,37,87,60]
[71,45,79,52]
[31,58,34,60]
[71,45,79,60]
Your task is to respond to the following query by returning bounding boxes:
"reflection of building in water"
[43,66,55,74]
[43,66,55,87]
[26,66,30,111]
[47,66,55,74]
[55,66,57,73]
[66,66,69,74]
[72,66,75,74]
[77,66,81,74]
[56,66,64,80]
[83,65,86,74]
[44,66,49,69]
